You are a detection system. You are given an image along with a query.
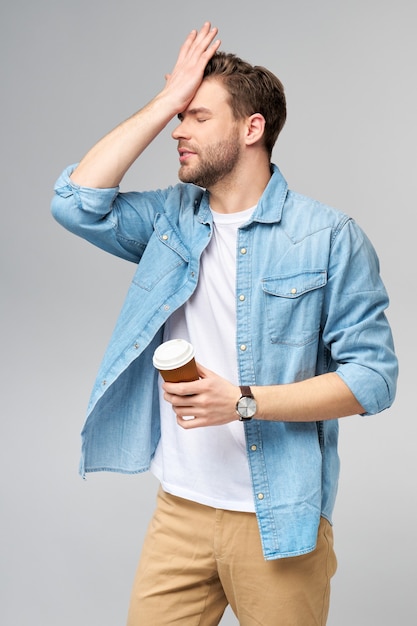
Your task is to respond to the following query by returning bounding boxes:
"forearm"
[252,372,364,422]
[70,93,178,188]
[163,367,365,429]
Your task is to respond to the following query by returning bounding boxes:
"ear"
[244,113,266,146]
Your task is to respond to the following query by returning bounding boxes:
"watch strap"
[239,385,253,398]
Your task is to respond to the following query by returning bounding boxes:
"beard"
[178,130,241,189]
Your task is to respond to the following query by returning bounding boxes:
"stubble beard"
[178,132,241,189]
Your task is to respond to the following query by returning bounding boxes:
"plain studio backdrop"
[1,1,415,624]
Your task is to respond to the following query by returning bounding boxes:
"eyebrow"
[177,107,213,120]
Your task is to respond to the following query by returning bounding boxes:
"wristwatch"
[235,385,257,421]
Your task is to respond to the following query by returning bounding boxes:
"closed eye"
[178,107,213,123]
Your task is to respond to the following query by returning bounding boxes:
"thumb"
[195,362,215,378]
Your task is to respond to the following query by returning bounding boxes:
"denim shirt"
[51,164,398,560]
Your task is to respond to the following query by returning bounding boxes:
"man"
[51,22,398,626]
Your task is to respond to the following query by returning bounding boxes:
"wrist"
[235,386,257,421]
[155,87,188,118]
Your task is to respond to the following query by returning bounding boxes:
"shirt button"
[240,247,247,255]
[257,493,264,500]
[133,343,139,349]
[239,294,245,301]
[164,305,170,311]
[291,288,297,294]
[240,344,247,351]
[162,234,168,240]
[250,445,257,451]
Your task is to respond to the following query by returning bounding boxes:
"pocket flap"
[262,270,327,298]
[154,212,190,262]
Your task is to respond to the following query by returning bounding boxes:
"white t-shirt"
[150,206,256,512]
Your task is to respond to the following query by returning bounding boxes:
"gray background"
[1,1,415,624]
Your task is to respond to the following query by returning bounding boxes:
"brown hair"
[203,52,287,158]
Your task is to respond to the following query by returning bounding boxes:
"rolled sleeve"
[337,361,396,416]
[51,165,160,263]
[52,164,120,222]
[324,219,398,415]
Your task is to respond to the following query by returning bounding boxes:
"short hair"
[203,51,287,157]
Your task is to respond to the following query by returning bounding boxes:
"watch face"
[238,396,257,419]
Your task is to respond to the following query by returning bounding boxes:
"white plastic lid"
[152,339,195,370]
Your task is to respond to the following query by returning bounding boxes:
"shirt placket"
[235,225,280,554]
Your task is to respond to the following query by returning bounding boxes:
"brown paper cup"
[153,339,199,383]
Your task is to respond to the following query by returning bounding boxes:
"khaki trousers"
[127,488,337,626]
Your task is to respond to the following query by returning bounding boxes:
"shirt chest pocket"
[261,270,327,347]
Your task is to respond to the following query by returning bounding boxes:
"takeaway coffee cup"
[152,339,199,383]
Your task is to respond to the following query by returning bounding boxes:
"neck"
[208,156,272,214]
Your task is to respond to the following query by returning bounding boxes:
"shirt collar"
[196,163,288,225]
[252,163,288,224]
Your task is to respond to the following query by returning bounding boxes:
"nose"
[171,118,189,140]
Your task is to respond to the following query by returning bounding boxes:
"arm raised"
[70,22,221,188]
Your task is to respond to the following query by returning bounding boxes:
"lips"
[178,145,197,163]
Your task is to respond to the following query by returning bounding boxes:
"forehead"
[185,78,231,114]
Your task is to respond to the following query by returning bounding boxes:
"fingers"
[175,22,220,71]
[195,22,220,54]
[162,371,239,429]
[181,22,219,56]
[163,380,203,418]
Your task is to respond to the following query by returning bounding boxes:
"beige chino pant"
[127,488,337,626]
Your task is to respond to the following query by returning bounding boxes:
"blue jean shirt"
[51,164,398,560]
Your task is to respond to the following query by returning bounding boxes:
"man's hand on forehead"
[162,22,221,114]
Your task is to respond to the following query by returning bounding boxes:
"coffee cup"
[152,339,199,383]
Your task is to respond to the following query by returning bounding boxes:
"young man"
[51,22,398,626]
